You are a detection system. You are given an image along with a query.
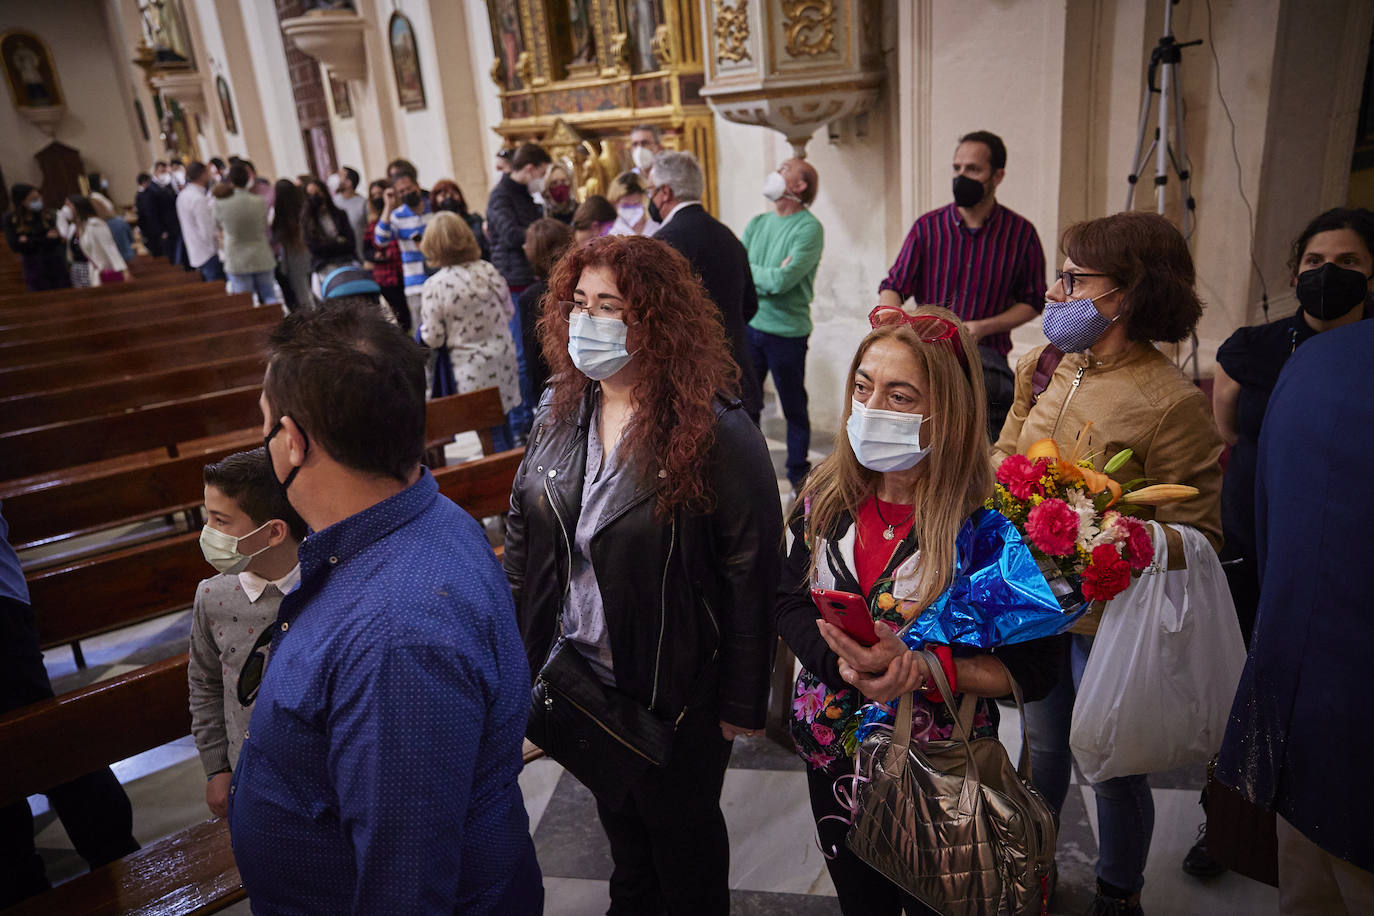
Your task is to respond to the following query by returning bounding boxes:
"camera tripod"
[1124,0,1203,237]
[1124,0,1204,377]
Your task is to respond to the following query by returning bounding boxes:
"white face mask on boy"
[199,522,272,575]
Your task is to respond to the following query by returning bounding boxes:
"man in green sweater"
[743,158,823,491]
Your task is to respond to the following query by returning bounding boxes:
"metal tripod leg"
[1124,78,1158,212]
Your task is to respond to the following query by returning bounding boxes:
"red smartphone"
[811,587,880,647]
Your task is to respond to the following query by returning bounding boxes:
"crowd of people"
[1,124,1370,916]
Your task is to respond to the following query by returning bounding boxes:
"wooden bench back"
[0,386,263,481]
[0,354,266,434]
[0,306,276,370]
[0,325,270,397]
[0,284,218,326]
[0,274,202,309]
[23,448,525,651]
[0,292,253,343]
[4,388,515,552]
[0,653,191,806]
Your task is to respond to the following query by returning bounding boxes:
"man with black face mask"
[878,130,1046,439]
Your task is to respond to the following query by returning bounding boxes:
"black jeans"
[807,761,940,916]
[593,704,734,916]
[0,596,138,906]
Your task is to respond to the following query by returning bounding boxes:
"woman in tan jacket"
[992,211,1223,916]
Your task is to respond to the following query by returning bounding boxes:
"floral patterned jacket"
[773,505,1064,772]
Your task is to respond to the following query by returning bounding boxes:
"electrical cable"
[1205,0,1270,319]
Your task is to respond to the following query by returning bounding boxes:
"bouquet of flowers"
[990,424,1198,604]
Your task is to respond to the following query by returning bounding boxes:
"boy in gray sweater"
[189,448,306,817]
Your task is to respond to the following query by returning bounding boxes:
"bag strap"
[1029,345,1064,407]
[989,656,1034,783]
[884,652,982,816]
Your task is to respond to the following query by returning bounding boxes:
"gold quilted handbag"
[845,651,1056,915]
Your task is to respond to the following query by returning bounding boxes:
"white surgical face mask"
[762,171,788,202]
[528,173,546,196]
[154,173,171,186]
[326,172,341,194]
[568,312,633,380]
[199,522,272,575]
[845,398,931,473]
[617,203,644,225]
[632,146,655,172]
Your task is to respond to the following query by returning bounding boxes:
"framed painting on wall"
[388,12,426,110]
[329,73,352,118]
[216,75,237,134]
[1,30,62,109]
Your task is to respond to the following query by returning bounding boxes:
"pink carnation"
[996,454,1048,501]
[1116,516,1154,571]
[811,723,835,746]
[1025,498,1079,556]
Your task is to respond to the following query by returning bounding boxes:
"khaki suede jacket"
[993,343,1224,633]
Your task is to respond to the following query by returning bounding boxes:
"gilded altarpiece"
[485,0,720,213]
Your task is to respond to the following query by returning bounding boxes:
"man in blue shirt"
[230,303,541,913]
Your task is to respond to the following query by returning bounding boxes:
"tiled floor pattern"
[24,407,1278,914]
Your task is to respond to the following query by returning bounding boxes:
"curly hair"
[539,235,739,516]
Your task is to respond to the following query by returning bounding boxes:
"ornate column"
[699,0,884,158]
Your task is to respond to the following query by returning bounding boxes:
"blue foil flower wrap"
[896,508,1083,648]
[856,508,1085,743]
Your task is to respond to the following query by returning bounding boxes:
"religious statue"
[138,0,193,64]
[568,0,595,65]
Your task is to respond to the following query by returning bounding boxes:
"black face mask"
[370,196,384,210]
[647,189,664,225]
[265,420,308,494]
[1296,262,1369,321]
[952,174,988,209]
[403,191,422,209]
[436,198,461,213]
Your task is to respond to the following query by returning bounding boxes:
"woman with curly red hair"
[504,234,782,915]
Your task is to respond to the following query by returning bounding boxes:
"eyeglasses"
[236,625,276,707]
[867,306,971,378]
[560,300,628,322]
[1055,269,1109,297]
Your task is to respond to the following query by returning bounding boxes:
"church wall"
[323,66,367,181]
[0,0,147,207]
[236,0,310,179]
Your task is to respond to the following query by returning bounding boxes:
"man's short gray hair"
[650,151,704,202]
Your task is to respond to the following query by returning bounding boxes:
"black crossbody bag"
[527,637,679,803]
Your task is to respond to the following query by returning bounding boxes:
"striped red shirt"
[879,203,1047,356]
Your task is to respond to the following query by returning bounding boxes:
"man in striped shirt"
[374,163,434,331]
[878,130,1047,437]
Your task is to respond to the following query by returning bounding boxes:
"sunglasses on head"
[867,306,972,379]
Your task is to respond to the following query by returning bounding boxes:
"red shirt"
[854,496,916,596]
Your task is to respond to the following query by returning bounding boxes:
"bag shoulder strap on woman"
[1028,345,1065,408]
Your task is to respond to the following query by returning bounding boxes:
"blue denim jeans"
[228,270,280,305]
[1023,633,1155,894]
[747,326,811,488]
[198,253,225,282]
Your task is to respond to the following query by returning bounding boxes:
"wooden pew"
[0,292,254,342]
[0,655,247,916]
[0,386,264,481]
[5,388,509,558]
[0,282,221,327]
[0,273,203,308]
[0,306,276,371]
[0,325,270,398]
[0,354,265,434]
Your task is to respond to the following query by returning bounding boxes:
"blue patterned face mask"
[1041,289,1118,353]
[568,312,633,380]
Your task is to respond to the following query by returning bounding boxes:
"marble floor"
[22,404,1279,915]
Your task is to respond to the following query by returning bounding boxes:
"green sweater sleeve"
[750,215,824,297]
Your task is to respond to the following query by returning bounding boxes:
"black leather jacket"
[503,387,783,729]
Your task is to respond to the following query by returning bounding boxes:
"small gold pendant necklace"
[874,499,914,541]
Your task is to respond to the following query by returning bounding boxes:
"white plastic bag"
[1069,522,1247,784]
